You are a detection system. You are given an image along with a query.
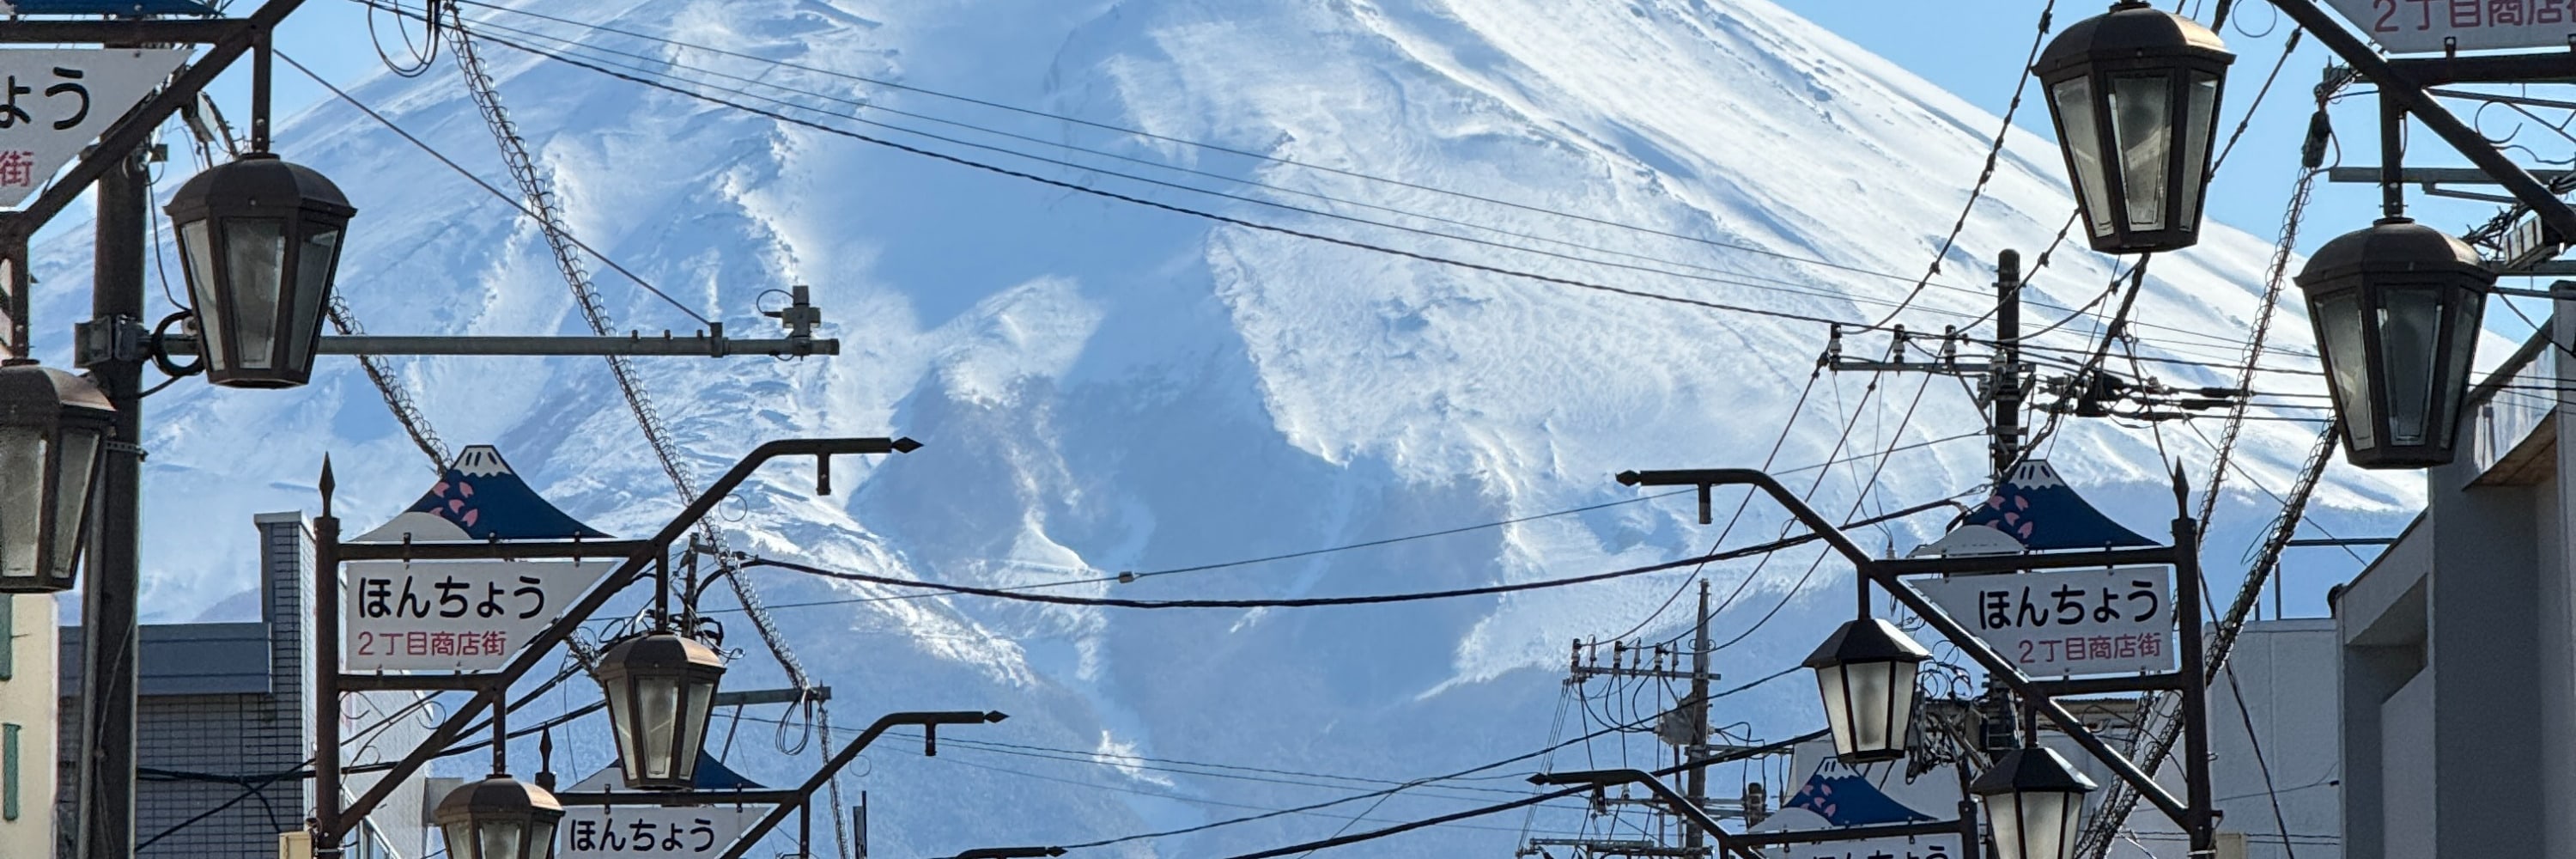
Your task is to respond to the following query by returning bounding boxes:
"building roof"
[60,622,270,696]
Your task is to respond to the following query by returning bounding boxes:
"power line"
[386,0,2300,364]
[1873,0,2057,326]
[430,0,1985,295]
[275,52,707,325]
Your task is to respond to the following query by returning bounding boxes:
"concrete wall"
[0,593,58,859]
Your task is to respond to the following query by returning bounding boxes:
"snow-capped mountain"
[25,0,2415,855]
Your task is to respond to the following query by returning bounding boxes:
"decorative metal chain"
[819,704,851,859]
[325,296,450,472]
[442,14,814,697]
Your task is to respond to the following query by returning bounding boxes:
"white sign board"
[559,766,764,859]
[0,48,190,208]
[343,559,614,671]
[1748,740,1965,859]
[2326,0,2576,53]
[1913,565,2175,677]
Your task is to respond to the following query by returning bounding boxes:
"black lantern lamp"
[2034,1,2233,253]
[1970,746,2098,859]
[0,364,113,593]
[595,631,726,789]
[163,153,356,389]
[1802,617,1932,764]
[2294,217,2494,469]
[433,775,563,859]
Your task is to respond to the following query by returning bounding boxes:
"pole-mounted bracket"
[71,315,148,369]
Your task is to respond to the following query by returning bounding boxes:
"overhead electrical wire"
[370,0,2310,365]
[276,52,708,326]
[1871,0,2057,327]
[1207,730,1826,859]
[735,515,1932,611]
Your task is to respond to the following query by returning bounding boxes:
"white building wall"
[2106,620,2342,859]
[0,594,58,859]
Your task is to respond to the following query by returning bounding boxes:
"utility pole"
[1682,581,1711,855]
[1530,586,1781,859]
[73,144,148,859]
[1990,250,2022,486]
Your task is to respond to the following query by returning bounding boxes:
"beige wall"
[0,593,58,859]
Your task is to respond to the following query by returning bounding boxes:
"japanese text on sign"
[2326,0,2576,53]
[558,791,761,859]
[1779,843,1955,859]
[342,559,613,672]
[0,48,190,208]
[1913,566,2176,677]
[566,817,719,854]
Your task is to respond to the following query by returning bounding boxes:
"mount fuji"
[25,0,2420,855]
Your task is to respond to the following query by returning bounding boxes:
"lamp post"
[0,364,112,593]
[594,631,727,790]
[2293,217,2494,469]
[2034,0,2234,253]
[433,776,565,859]
[1969,746,2097,859]
[162,152,356,388]
[1801,617,1931,764]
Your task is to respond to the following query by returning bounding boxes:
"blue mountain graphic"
[1963,460,2155,551]
[1783,771,1937,826]
[398,446,610,541]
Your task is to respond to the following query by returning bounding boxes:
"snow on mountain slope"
[26,0,2415,854]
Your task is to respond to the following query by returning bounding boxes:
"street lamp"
[162,152,356,389]
[0,364,113,593]
[1802,617,1930,764]
[595,631,726,789]
[1969,746,2097,859]
[434,775,564,859]
[2034,1,2233,253]
[2293,217,2494,469]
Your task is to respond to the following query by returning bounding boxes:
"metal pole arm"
[2263,0,2576,242]
[326,436,922,834]
[950,849,1069,858]
[718,710,1007,859]
[152,331,839,357]
[1614,467,2199,826]
[1528,769,1759,859]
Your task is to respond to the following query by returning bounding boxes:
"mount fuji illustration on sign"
[352,446,612,543]
[1913,460,2157,556]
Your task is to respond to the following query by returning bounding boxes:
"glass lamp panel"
[0,430,43,581]
[286,228,342,375]
[178,221,228,367]
[638,677,679,780]
[605,680,638,780]
[2108,74,2176,230]
[2175,73,2221,233]
[2016,790,2081,859]
[1986,792,2026,859]
[478,820,524,859]
[443,823,477,859]
[2437,290,2484,445]
[1882,661,1920,752]
[1814,664,1855,758]
[528,819,557,859]
[2316,293,2377,451]
[1847,660,1893,752]
[2377,286,2445,446]
[678,679,716,780]
[48,429,96,581]
[221,218,289,369]
[2050,78,2116,238]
